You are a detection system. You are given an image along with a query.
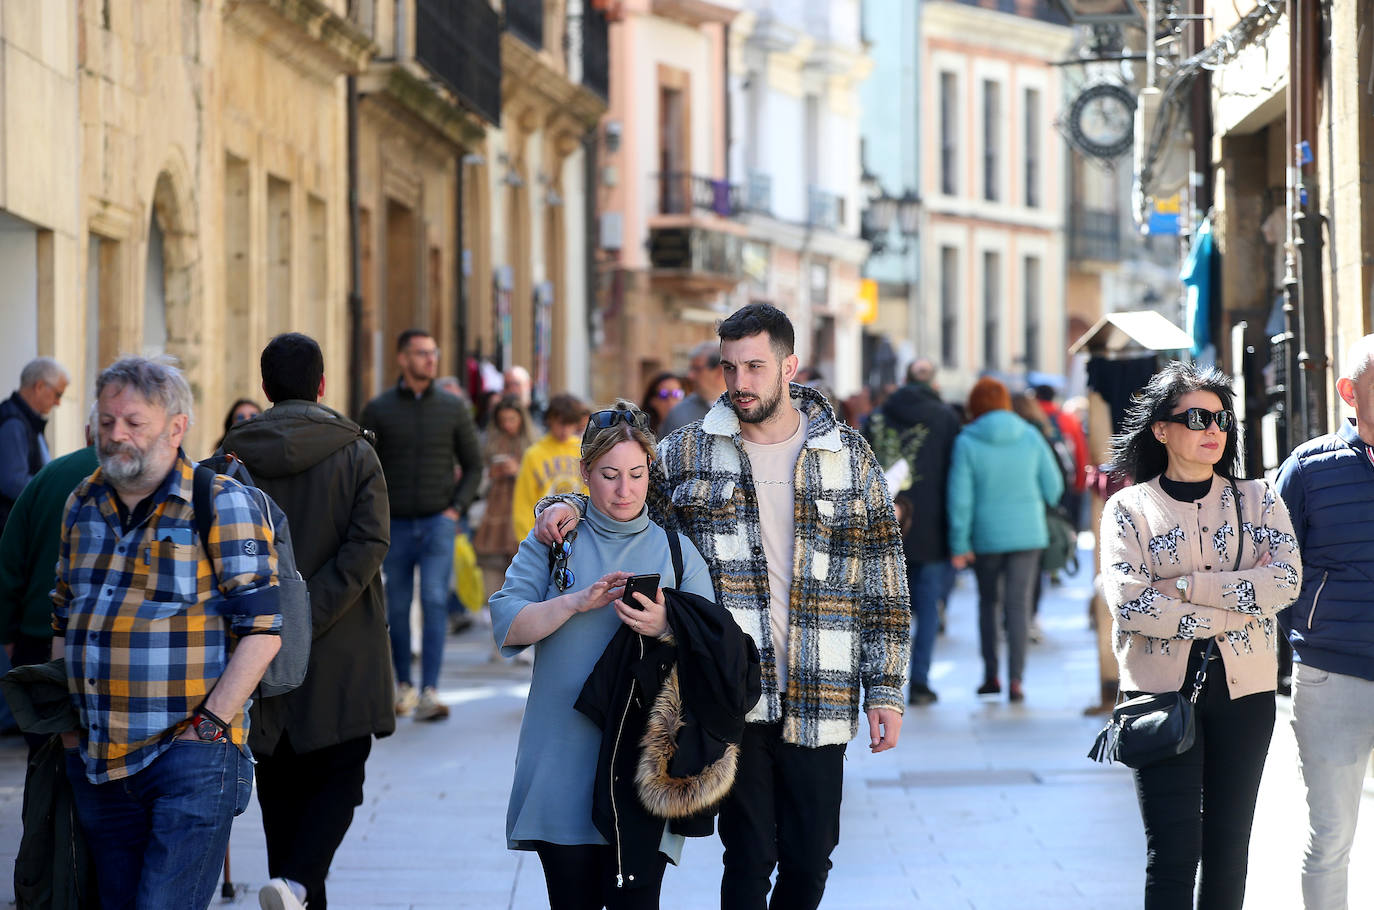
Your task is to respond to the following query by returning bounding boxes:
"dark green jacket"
[222,400,395,754]
[358,380,483,519]
[0,446,98,644]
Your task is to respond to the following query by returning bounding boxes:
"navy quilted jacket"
[1275,419,1374,679]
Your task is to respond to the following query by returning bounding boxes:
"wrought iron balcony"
[1070,208,1122,262]
[655,172,741,217]
[416,0,501,125]
[506,0,544,50]
[807,187,846,232]
[740,172,772,215]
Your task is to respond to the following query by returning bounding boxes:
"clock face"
[1068,83,1136,159]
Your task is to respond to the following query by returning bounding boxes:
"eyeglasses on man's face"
[1162,407,1235,432]
[549,528,577,592]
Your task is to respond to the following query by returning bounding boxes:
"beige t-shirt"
[740,406,808,691]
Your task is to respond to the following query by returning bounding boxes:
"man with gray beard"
[51,356,282,910]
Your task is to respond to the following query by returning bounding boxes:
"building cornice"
[921,1,1072,57]
[740,213,871,263]
[357,63,488,149]
[650,0,741,28]
[224,0,375,80]
[501,33,608,133]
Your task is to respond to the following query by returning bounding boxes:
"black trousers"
[717,721,846,910]
[255,733,372,910]
[1130,641,1275,910]
[533,842,668,910]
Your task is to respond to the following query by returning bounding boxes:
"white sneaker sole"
[259,880,305,910]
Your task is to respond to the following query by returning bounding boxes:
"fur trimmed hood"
[636,665,740,819]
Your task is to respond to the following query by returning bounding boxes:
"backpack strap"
[191,463,219,587]
[665,526,683,588]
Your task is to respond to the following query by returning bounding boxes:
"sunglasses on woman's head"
[1162,407,1235,432]
[549,528,577,592]
[585,409,651,433]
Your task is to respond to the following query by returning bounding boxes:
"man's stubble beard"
[730,371,786,425]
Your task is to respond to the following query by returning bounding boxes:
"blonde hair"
[580,398,657,468]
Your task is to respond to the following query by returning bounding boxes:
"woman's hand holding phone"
[613,576,669,638]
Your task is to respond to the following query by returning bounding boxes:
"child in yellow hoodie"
[511,393,590,541]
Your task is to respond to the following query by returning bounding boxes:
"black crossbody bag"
[1089,479,1242,769]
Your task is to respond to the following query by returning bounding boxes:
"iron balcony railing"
[1070,209,1122,262]
[505,0,543,49]
[416,0,501,126]
[807,187,846,231]
[655,172,741,217]
[741,172,772,215]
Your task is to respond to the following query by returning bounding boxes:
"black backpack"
[192,457,311,697]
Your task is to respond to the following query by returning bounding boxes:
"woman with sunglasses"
[489,400,717,910]
[639,371,685,436]
[1100,361,1301,909]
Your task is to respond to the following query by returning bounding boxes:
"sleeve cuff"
[863,685,906,714]
[1189,572,1222,608]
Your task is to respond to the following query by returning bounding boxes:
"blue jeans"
[65,740,253,910]
[384,513,457,690]
[908,560,951,688]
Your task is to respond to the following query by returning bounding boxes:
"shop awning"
[1068,310,1193,356]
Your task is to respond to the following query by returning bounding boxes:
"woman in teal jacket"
[948,378,1063,702]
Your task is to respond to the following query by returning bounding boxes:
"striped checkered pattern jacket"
[52,451,281,783]
[649,385,910,747]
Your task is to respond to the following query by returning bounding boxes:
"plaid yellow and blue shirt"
[52,450,281,783]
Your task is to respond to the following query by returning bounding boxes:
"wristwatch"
[189,709,228,743]
[1175,576,1190,601]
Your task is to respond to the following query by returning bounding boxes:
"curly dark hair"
[1107,360,1242,483]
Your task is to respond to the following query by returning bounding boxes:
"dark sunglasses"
[548,528,577,592]
[1162,407,1235,432]
[585,408,650,434]
[656,388,685,400]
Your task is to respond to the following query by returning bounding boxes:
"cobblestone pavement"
[1,541,1371,908]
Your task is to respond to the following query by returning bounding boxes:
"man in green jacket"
[0,439,99,749]
[0,442,99,668]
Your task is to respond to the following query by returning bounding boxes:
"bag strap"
[665,526,683,588]
[191,463,220,588]
[1229,479,1243,571]
[1188,638,1218,703]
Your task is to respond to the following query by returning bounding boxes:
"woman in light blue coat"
[947,377,1063,702]
[489,399,715,910]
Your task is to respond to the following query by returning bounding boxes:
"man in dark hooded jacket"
[222,333,392,910]
[865,358,961,705]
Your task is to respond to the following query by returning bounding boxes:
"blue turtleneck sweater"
[490,501,714,853]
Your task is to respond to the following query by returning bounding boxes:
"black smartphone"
[622,573,661,610]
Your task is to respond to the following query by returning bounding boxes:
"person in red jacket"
[1034,384,1088,528]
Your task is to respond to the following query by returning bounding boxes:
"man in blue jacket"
[1276,333,1374,910]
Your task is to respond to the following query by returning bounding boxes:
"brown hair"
[546,392,590,426]
[580,398,657,468]
[966,377,1012,419]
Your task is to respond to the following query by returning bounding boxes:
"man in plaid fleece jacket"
[538,304,910,909]
[52,357,282,910]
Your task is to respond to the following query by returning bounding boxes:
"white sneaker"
[259,878,307,910]
[394,682,419,717]
[414,686,450,722]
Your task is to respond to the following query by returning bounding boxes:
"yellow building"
[0,1,371,456]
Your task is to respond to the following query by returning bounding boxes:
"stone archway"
[146,155,203,439]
